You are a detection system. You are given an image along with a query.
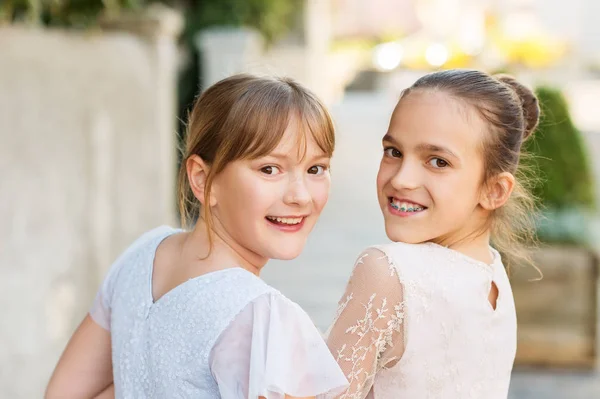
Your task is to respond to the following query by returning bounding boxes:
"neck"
[434,227,494,265]
[186,218,268,276]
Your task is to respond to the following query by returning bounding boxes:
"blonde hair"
[401,70,540,269]
[177,74,335,246]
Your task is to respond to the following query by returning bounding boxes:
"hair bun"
[494,74,540,139]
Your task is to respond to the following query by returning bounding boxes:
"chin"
[274,253,301,261]
[270,250,303,261]
[385,224,427,244]
[267,242,306,260]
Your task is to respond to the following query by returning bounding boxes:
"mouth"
[388,197,428,215]
[265,215,307,231]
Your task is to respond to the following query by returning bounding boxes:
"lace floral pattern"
[326,249,406,399]
[326,243,517,399]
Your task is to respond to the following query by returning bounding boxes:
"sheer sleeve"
[210,291,349,399]
[325,248,406,399]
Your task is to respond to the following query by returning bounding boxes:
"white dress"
[325,242,517,399]
[90,226,348,398]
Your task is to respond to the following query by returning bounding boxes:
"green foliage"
[1,0,144,27]
[182,0,295,44]
[523,86,595,210]
[522,86,597,244]
[1,0,298,42]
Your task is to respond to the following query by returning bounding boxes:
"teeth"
[390,199,424,212]
[267,216,303,225]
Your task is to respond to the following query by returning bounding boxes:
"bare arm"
[94,384,114,399]
[45,315,113,399]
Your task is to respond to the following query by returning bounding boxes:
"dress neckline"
[145,227,252,308]
[422,241,501,272]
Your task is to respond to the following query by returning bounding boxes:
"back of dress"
[92,227,273,397]
[326,242,517,399]
[92,226,348,399]
[111,263,271,397]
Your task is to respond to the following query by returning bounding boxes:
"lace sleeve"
[325,248,405,399]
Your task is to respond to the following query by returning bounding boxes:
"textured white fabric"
[90,226,348,398]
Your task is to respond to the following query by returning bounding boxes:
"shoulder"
[367,242,445,271]
[215,289,324,353]
[115,226,181,267]
[90,226,181,329]
[241,289,310,325]
[352,242,424,276]
[206,269,277,326]
[126,225,182,256]
[352,246,395,272]
[226,268,275,297]
[221,281,322,338]
[339,246,408,307]
[211,290,348,398]
[104,226,182,289]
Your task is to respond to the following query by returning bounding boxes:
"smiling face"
[377,90,492,245]
[209,116,331,261]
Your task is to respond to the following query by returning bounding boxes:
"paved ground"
[261,92,600,399]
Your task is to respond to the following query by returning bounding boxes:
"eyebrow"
[265,153,291,160]
[382,134,459,159]
[265,152,330,161]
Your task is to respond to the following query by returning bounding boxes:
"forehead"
[269,115,330,159]
[388,90,486,155]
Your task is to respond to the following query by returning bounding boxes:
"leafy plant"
[1,0,144,27]
[523,87,595,210]
[522,86,596,244]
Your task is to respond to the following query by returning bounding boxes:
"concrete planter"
[511,245,599,368]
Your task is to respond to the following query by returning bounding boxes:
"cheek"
[433,170,482,208]
[310,178,331,212]
[220,176,276,219]
[376,162,393,192]
[244,183,281,214]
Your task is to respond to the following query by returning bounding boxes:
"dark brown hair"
[401,69,540,267]
[177,74,335,240]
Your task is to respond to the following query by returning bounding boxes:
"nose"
[389,158,421,191]
[283,175,311,207]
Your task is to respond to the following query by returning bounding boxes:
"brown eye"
[308,165,327,175]
[260,165,281,175]
[428,158,448,168]
[384,147,402,158]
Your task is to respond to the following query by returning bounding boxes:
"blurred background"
[2,0,600,397]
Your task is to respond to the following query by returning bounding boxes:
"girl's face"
[210,116,331,263]
[377,90,491,246]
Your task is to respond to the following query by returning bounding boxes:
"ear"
[480,172,515,211]
[186,155,217,207]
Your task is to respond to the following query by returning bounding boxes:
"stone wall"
[0,7,181,397]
